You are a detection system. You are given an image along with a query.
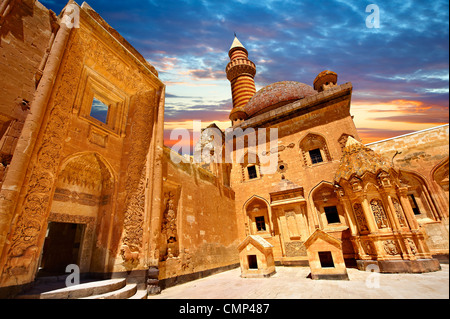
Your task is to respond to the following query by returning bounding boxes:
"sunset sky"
[43,0,449,150]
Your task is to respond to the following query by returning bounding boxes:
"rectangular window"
[408,194,421,215]
[247,255,258,269]
[90,97,109,124]
[324,206,340,224]
[318,251,335,268]
[255,216,266,232]
[247,165,258,179]
[309,148,323,164]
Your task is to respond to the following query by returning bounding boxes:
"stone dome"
[244,81,317,118]
[334,137,393,183]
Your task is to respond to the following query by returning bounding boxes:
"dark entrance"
[248,255,258,269]
[318,251,335,268]
[38,222,85,276]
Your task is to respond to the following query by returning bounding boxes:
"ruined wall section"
[367,124,449,179]
[159,147,239,286]
[0,0,57,184]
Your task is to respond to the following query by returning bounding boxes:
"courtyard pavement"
[149,264,449,299]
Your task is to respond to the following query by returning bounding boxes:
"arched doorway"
[37,153,115,276]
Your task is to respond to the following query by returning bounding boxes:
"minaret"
[225,36,256,126]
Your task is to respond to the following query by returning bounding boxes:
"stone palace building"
[0,0,448,298]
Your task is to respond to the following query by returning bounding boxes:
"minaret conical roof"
[229,36,245,51]
[228,36,248,57]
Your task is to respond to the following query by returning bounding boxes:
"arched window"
[240,152,261,181]
[244,197,271,235]
[299,133,332,167]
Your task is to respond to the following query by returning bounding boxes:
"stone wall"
[159,147,239,286]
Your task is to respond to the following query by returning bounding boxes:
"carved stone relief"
[284,241,307,257]
[370,199,389,229]
[383,240,399,255]
[392,198,407,227]
[161,191,178,256]
[406,238,417,255]
[120,91,155,269]
[353,203,369,233]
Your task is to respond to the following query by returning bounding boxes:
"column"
[361,197,378,233]
[383,192,402,231]
[341,197,358,236]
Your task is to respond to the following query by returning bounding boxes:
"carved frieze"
[120,91,155,268]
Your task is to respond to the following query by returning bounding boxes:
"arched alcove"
[38,152,116,276]
[311,182,344,228]
[399,170,439,221]
[432,158,449,209]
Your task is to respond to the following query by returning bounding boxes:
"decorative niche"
[74,66,129,138]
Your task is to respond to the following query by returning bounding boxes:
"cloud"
[39,0,449,148]
[357,127,416,144]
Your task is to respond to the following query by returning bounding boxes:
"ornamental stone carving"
[353,203,369,233]
[377,171,391,187]
[284,241,307,257]
[383,240,399,255]
[407,238,417,255]
[392,198,407,227]
[371,199,389,229]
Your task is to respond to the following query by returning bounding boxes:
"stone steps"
[80,283,137,299]
[16,278,147,299]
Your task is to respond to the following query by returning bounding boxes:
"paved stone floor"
[149,264,449,299]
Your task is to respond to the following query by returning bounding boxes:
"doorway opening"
[38,222,85,277]
[318,251,335,268]
[248,255,258,269]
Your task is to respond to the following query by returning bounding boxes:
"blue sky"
[42,0,449,144]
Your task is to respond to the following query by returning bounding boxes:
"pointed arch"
[431,157,449,215]
[399,169,440,220]
[243,194,270,211]
[41,151,118,275]
[309,180,346,228]
[243,195,271,236]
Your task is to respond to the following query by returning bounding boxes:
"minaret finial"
[234,32,237,37]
